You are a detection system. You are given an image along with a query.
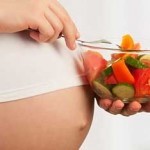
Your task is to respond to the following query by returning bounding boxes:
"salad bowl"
[80,34,150,103]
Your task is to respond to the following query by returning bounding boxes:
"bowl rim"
[79,43,150,52]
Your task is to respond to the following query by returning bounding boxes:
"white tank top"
[0,32,88,102]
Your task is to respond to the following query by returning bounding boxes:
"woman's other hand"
[97,98,144,116]
[0,0,79,50]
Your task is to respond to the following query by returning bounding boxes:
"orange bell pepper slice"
[112,59,135,84]
[120,34,134,50]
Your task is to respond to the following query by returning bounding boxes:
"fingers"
[44,9,63,43]
[48,0,79,50]
[29,17,54,42]
[121,101,142,116]
[108,100,124,115]
[0,0,78,49]
[98,99,124,115]
[98,98,142,116]
[28,0,79,50]
[98,99,112,110]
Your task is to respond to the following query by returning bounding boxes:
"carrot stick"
[112,59,135,84]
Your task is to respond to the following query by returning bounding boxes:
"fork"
[28,29,121,49]
[60,35,121,48]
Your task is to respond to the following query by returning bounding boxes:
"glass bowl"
[79,38,150,103]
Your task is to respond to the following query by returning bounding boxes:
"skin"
[0,1,94,149]
[0,85,95,150]
[0,0,150,149]
[98,99,150,116]
[0,0,149,117]
[0,0,79,50]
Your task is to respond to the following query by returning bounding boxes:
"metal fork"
[28,29,121,49]
[60,35,121,48]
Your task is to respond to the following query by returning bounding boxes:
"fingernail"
[116,103,124,110]
[68,42,76,50]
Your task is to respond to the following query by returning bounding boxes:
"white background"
[81,104,150,150]
[60,0,150,149]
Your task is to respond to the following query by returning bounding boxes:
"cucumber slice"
[139,54,150,67]
[92,80,112,98]
[125,56,148,68]
[139,54,150,61]
[112,83,135,99]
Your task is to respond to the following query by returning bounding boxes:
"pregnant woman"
[0,0,149,150]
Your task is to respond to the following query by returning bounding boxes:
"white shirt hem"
[0,75,88,103]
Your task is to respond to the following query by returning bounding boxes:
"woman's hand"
[0,0,79,50]
[97,98,147,116]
